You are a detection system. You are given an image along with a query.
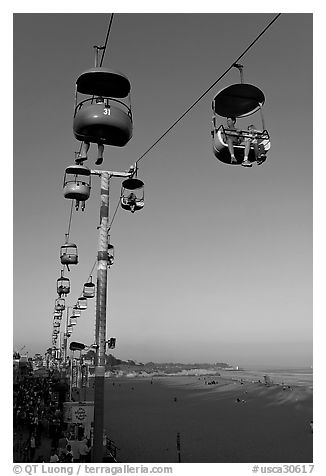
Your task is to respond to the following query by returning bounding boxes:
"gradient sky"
[13,12,312,367]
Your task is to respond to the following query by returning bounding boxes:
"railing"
[105,436,120,462]
[213,124,270,143]
[74,97,133,120]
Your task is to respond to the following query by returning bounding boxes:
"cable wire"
[135,13,281,165]
[66,200,74,238]
[100,13,115,67]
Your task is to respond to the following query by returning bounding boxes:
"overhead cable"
[100,13,115,66]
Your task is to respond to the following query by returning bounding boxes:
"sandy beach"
[101,374,313,463]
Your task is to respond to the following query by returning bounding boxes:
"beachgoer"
[64,445,73,462]
[78,438,90,463]
[49,448,59,463]
[225,117,242,164]
[242,124,266,167]
[29,434,36,461]
[69,438,81,462]
[310,421,313,433]
[57,432,68,459]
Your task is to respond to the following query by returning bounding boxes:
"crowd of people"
[13,373,92,463]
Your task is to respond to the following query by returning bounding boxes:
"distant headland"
[83,352,242,377]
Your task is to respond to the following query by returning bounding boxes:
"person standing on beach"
[49,448,59,463]
[78,438,90,462]
[64,445,73,462]
[69,438,81,463]
[57,432,68,460]
[29,434,36,461]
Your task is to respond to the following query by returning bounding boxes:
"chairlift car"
[55,298,65,312]
[53,310,63,319]
[63,164,91,210]
[211,64,271,166]
[77,296,87,310]
[73,64,133,150]
[108,243,115,267]
[70,341,86,352]
[72,305,81,317]
[57,270,70,297]
[60,235,78,269]
[107,337,116,349]
[121,178,144,213]
[83,276,95,298]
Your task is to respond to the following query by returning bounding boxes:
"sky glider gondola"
[70,341,86,352]
[108,243,115,267]
[72,305,81,317]
[53,310,63,319]
[60,235,78,269]
[69,316,77,326]
[77,296,87,311]
[63,164,91,211]
[211,64,271,167]
[73,59,133,166]
[121,178,144,213]
[57,270,70,297]
[107,337,116,349]
[55,298,65,312]
[83,276,95,298]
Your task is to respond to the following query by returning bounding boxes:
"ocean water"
[219,367,313,387]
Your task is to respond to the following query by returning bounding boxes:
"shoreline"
[98,367,313,389]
